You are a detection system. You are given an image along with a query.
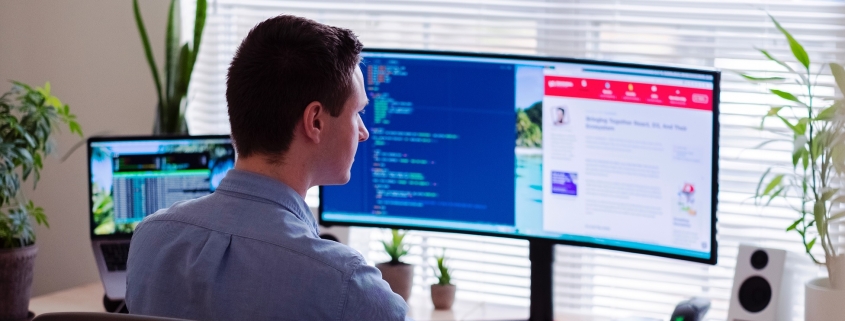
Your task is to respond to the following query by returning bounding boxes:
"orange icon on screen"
[628,84,634,91]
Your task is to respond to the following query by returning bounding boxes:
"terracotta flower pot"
[430,284,456,310]
[0,244,37,321]
[376,262,413,301]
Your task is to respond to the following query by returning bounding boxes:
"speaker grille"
[751,250,768,270]
[738,276,772,313]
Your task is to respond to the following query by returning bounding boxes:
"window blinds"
[184,1,845,319]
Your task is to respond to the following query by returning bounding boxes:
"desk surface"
[29,283,599,321]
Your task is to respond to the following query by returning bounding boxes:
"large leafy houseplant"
[0,81,82,248]
[133,0,207,135]
[0,81,81,320]
[746,15,845,289]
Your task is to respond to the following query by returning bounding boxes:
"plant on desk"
[431,249,456,310]
[745,14,845,320]
[0,81,82,320]
[376,229,414,301]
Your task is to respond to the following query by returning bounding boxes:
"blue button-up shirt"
[126,169,408,320]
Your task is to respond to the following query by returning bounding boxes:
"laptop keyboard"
[101,243,130,271]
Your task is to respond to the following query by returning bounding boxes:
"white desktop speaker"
[727,244,811,321]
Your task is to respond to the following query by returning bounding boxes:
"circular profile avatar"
[553,106,568,126]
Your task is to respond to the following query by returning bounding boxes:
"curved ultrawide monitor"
[320,49,719,264]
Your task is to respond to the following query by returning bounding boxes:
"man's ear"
[301,101,324,144]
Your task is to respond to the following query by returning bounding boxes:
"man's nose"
[359,123,369,142]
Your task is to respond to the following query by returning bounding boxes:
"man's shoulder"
[134,194,367,276]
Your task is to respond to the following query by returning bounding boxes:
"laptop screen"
[88,136,234,237]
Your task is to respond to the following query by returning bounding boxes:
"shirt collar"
[215,169,317,232]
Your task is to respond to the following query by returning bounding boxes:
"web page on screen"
[322,52,715,259]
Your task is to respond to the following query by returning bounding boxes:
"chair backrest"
[32,312,192,321]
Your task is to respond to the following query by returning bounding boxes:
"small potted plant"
[0,81,82,320]
[376,229,413,301]
[431,249,455,310]
[746,14,845,320]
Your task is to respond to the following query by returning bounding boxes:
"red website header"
[544,76,713,111]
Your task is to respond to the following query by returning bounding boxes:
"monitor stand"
[529,239,555,321]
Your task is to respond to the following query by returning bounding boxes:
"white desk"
[29,283,601,320]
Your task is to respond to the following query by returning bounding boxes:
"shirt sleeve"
[340,263,409,321]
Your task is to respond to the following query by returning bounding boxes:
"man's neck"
[234,156,311,198]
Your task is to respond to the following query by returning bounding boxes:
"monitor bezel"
[318,48,720,265]
[87,134,232,240]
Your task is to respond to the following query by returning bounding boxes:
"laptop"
[87,135,235,300]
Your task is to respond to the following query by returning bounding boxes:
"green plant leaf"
[821,188,839,202]
[175,44,192,97]
[383,229,408,263]
[786,217,803,231]
[27,201,48,228]
[830,63,845,96]
[763,174,785,196]
[766,186,785,206]
[792,146,806,168]
[192,0,208,66]
[815,102,841,121]
[69,121,83,137]
[758,48,799,75]
[771,89,804,106]
[796,118,809,136]
[801,148,809,170]
[434,249,451,285]
[777,115,805,136]
[132,0,164,108]
[806,237,817,253]
[770,14,810,70]
[165,0,179,102]
[814,201,827,238]
[754,167,774,202]
[761,107,785,129]
[740,73,787,82]
[778,115,797,132]
[766,106,783,117]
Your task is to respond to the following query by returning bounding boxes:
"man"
[554,107,566,125]
[126,15,409,320]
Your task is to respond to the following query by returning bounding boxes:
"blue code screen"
[322,57,516,226]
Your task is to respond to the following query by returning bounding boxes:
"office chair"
[32,312,192,321]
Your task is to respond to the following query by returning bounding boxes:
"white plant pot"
[805,277,845,321]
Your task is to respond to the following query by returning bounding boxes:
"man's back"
[126,170,407,321]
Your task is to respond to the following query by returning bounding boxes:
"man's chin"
[321,173,352,186]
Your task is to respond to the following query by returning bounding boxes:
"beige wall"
[0,0,169,296]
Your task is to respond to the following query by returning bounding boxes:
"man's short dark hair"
[226,15,363,159]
